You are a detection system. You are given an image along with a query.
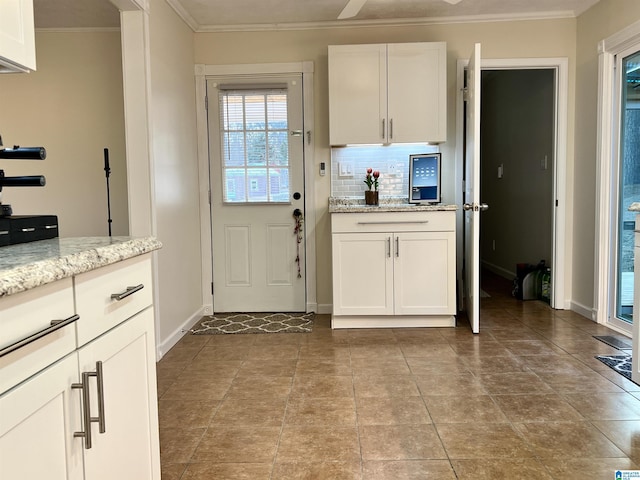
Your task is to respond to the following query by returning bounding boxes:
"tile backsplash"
[331,144,440,198]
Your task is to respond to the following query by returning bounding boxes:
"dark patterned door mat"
[594,335,632,351]
[190,312,314,335]
[595,354,638,384]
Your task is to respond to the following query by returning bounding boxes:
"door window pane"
[219,88,290,203]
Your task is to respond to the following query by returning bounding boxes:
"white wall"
[148,0,202,354]
[571,0,640,315]
[194,18,578,310]
[0,31,128,237]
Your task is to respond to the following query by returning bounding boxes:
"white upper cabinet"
[0,0,36,73]
[328,42,446,145]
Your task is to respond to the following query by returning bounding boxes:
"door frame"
[194,62,317,314]
[595,20,640,332]
[455,56,569,310]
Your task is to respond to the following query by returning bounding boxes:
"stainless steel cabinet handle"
[0,314,79,358]
[395,236,399,257]
[111,284,144,301]
[73,371,94,449]
[95,361,106,434]
[72,361,106,449]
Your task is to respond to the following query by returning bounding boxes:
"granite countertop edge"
[0,236,162,298]
[329,196,458,213]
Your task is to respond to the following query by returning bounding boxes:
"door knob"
[463,203,473,211]
[463,203,489,212]
[480,203,489,211]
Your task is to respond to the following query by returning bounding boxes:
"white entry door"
[464,44,483,334]
[207,75,306,312]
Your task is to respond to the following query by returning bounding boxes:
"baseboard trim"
[317,303,333,315]
[481,260,515,280]
[156,306,205,360]
[569,300,594,322]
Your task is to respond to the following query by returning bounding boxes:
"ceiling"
[33,0,600,31]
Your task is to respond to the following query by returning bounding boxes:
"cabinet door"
[0,0,36,72]
[78,308,160,480]
[0,353,84,480]
[332,233,393,315]
[387,42,447,143]
[328,44,387,145]
[393,231,455,315]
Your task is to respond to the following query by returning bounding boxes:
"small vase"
[365,190,379,206]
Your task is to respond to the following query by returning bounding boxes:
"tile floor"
[157,273,640,479]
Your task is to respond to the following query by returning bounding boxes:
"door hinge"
[205,95,208,110]
[211,282,214,295]
[208,189,211,205]
[307,130,312,145]
[462,87,469,101]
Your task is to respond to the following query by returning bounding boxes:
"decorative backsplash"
[331,144,440,197]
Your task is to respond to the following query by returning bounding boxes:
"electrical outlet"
[339,161,353,177]
[387,162,398,176]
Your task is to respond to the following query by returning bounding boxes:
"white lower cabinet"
[0,354,83,480]
[78,308,159,480]
[0,255,160,480]
[331,210,456,328]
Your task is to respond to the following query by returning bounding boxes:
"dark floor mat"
[594,335,632,351]
[595,354,636,384]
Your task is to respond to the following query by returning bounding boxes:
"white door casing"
[207,75,306,312]
[464,43,482,334]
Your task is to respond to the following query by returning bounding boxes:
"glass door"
[611,48,640,332]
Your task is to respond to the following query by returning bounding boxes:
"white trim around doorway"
[194,61,318,314]
[594,19,640,331]
[455,56,570,311]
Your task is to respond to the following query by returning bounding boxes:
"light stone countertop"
[0,236,162,297]
[329,196,458,213]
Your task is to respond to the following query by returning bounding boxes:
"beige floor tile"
[290,374,354,398]
[160,463,188,480]
[356,396,431,425]
[298,343,351,360]
[447,340,513,357]
[415,372,487,396]
[273,461,362,479]
[235,358,297,377]
[491,393,584,422]
[450,458,553,479]
[501,340,565,356]
[284,396,357,425]
[535,371,625,393]
[160,376,233,401]
[226,375,293,399]
[351,357,412,375]
[296,357,352,376]
[159,427,206,463]
[350,344,404,359]
[158,399,219,429]
[212,397,287,426]
[541,457,639,480]
[424,395,508,423]
[436,423,534,459]
[399,343,457,357]
[353,375,420,398]
[563,392,640,420]
[478,372,555,394]
[362,460,456,479]
[248,344,301,359]
[405,356,470,376]
[159,345,204,364]
[193,345,252,361]
[276,426,360,462]
[461,354,530,374]
[181,462,273,480]
[359,424,447,460]
[592,419,640,461]
[192,426,281,463]
[514,421,627,458]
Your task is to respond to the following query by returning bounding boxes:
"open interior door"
[464,43,483,334]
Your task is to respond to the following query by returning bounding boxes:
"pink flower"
[366,167,373,174]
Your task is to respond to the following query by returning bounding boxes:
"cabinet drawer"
[0,278,76,394]
[331,211,455,233]
[75,255,152,346]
